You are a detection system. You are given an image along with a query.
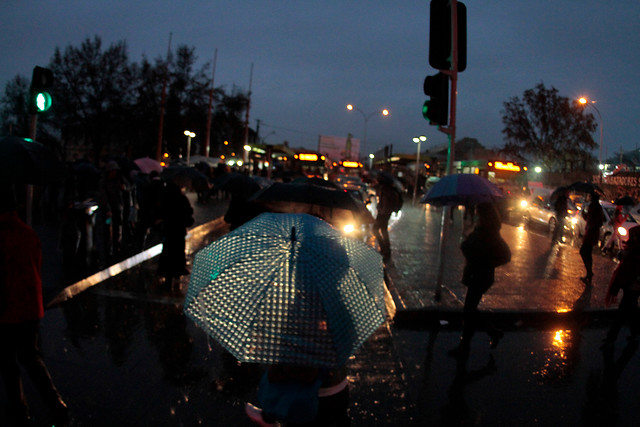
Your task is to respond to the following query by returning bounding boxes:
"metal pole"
[204,48,218,157]
[412,138,421,205]
[155,33,172,161]
[434,0,459,301]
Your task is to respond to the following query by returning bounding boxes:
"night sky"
[2,1,638,160]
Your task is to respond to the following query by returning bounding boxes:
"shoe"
[245,403,276,427]
[489,330,504,349]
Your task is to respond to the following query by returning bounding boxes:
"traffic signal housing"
[422,72,449,126]
[29,66,53,113]
[429,0,467,72]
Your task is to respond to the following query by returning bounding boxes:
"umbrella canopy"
[161,166,210,192]
[420,173,504,206]
[213,172,261,198]
[134,157,163,174]
[568,181,604,196]
[184,212,386,367]
[0,136,64,184]
[250,182,374,225]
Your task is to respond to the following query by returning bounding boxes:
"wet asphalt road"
[2,196,639,426]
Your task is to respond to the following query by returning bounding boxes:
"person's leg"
[16,322,67,420]
[0,324,31,424]
[580,241,594,282]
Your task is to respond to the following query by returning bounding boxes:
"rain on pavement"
[2,196,638,426]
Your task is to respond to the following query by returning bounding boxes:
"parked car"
[521,187,582,239]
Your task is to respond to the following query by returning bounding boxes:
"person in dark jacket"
[0,186,68,426]
[157,181,194,289]
[449,202,510,359]
[602,225,640,348]
[373,177,402,261]
[580,192,604,285]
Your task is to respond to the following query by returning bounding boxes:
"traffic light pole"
[434,0,460,301]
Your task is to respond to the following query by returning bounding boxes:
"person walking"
[157,181,194,290]
[449,202,511,359]
[552,188,569,245]
[602,225,640,348]
[580,192,605,285]
[373,175,402,261]
[0,186,68,426]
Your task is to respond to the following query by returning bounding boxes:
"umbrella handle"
[291,226,297,242]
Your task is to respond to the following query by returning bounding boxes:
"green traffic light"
[35,91,52,112]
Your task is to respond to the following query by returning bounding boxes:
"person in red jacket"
[0,186,68,426]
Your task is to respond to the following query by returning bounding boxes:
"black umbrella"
[212,172,261,198]
[161,166,210,192]
[615,195,636,206]
[249,182,374,225]
[0,136,64,184]
[292,176,341,189]
[568,181,604,195]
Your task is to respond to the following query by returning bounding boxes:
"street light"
[412,136,427,205]
[184,130,195,165]
[578,97,604,169]
[368,153,375,169]
[346,104,389,159]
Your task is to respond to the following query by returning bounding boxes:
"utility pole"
[242,63,253,170]
[155,33,172,161]
[204,48,218,157]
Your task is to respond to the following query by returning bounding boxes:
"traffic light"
[429,0,467,72]
[29,66,54,113]
[422,72,449,126]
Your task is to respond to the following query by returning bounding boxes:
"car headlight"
[343,224,355,234]
[618,226,627,237]
[520,200,528,208]
[571,217,578,225]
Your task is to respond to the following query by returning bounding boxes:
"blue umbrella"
[420,173,504,206]
[184,212,386,368]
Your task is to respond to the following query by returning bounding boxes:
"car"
[521,187,582,240]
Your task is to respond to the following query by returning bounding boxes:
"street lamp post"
[184,130,195,165]
[412,136,427,205]
[578,97,604,169]
[346,104,389,160]
[368,153,374,169]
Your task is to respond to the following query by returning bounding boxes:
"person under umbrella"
[373,173,403,261]
[580,192,605,285]
[449,202,511,359]
[157,181,194,290]
[552,187,570,245]
[184,212,386,425]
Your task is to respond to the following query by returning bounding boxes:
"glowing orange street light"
[577,96,604,168]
